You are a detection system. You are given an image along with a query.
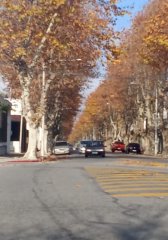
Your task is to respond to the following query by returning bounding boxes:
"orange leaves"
[69,61,129,142]
[71,0,168,144]
[0,0,126,70]
[14,47,27,58]
[0,0,128,143]
[132,0,168,69]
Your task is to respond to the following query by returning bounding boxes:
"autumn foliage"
[69,0,168,155]
[0,0,126,158]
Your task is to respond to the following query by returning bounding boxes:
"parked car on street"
[77,140,92,154]
[125,143,141,154]
[85,140,105,158]
[52,141,71,155]
[111,141,125,153]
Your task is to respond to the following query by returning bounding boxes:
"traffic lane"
[0,160,168,239]
[0,163,116,240]
[56,151,168,167]
[40,152,168,177]
[0,161,145,240]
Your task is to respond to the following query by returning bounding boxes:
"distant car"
[68,143,73,153]
[77,140,92,154]
[125,143,141,154]
[73,143,78,151]
[85,140,105,158]
[111,141,125,153]
[52,141,71,155]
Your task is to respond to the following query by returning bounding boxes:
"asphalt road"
[1,153,168,240]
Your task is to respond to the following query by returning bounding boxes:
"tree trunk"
[23,125,38,160]
[109,115,117,139]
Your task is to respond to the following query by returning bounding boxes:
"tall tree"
[0,0,125,159]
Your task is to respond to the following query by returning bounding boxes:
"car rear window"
[80,141,92,146]
[55,141,68,146]
[129,143,140,147]
[114,141,124,144]
[88,141,104,147]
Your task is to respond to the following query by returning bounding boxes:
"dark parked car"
[85,140,105,158]
[125,143,141,154]
[111,141,125,153]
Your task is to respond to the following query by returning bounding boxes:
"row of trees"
[69,0,168,155]
[0,0,125,159]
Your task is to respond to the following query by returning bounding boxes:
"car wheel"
[102,154,105,157]
[85,154,88,158]
[112,150,115,153]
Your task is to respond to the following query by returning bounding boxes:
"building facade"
[9,99,27,153]
[0,96,11,155]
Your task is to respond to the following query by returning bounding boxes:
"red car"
[111,141,125,153]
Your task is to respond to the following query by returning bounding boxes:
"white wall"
[10,141,20,153]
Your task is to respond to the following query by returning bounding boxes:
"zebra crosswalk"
[86,167,168,197]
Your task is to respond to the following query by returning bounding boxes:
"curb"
[7,159,42,163]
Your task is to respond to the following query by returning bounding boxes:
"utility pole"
[19,114,23,153]
[41,62,45,160]
[154,85,158,155]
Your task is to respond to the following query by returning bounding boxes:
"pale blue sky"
[116,0,150,30]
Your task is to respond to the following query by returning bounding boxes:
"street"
[0,153,168,240]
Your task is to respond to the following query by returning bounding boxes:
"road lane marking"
[100,182,168,187]
[120,160,168,168]
[103,187,168,192]
[112,192,168,197]
[86,167,168,198]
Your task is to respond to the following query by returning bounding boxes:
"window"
[11,121,20,141]
[0,112,7,142]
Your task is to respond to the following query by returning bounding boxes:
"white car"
[52,141,71,155]
[77,140,92,154]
